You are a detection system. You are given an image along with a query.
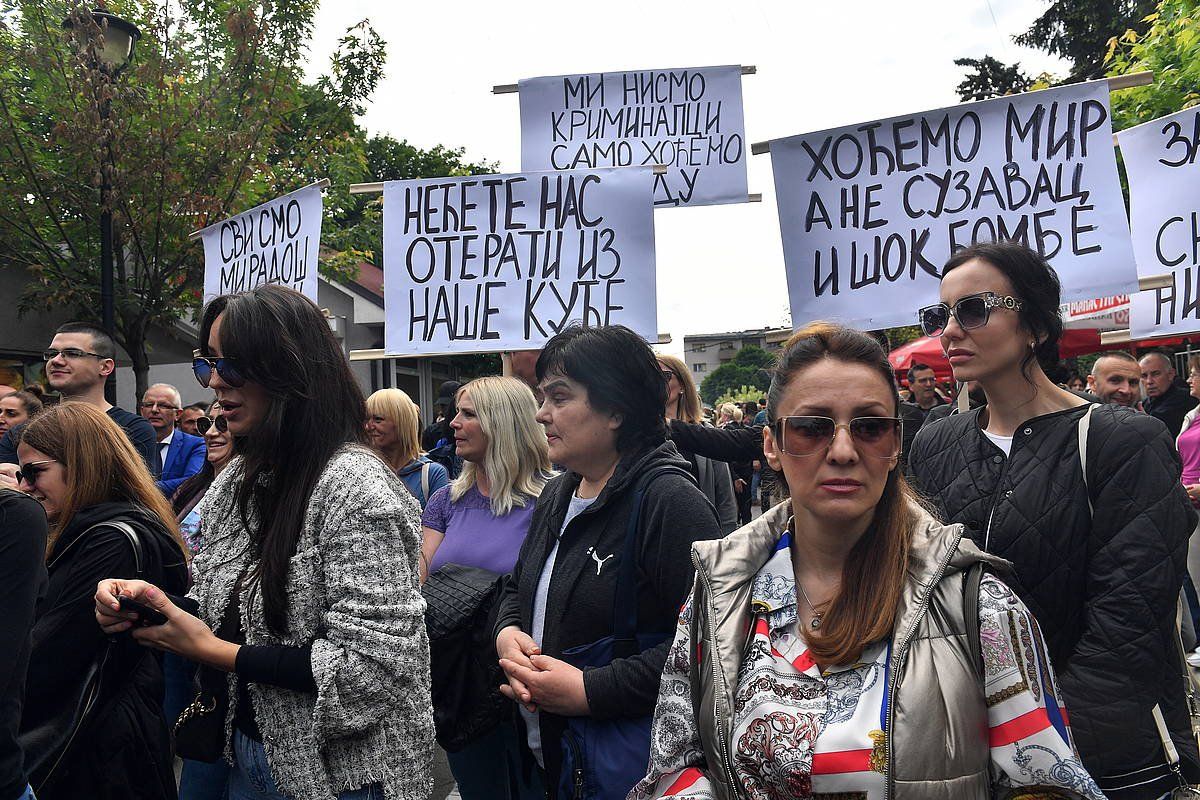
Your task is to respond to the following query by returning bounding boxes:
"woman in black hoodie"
[494,325,722,800]
[15,402,188,799]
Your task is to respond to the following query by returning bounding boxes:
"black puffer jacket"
[908,403,1200,798]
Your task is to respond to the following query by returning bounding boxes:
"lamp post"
[63,10,140,405]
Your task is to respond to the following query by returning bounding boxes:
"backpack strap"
[48,518,145,577]
[1076,403,1098,516]
[421,462,431,505]
[612,465,697,659]
[962,561,986,681]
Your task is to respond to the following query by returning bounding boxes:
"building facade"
[682,326,791,378]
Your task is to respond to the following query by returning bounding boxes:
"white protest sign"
[382,167,657,355]
[1119,107,1200,338]
[518,66,748,208]
[770,80,1136,330]
[198,182,323,303]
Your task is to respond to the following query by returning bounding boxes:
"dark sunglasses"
[774,416,902,459]
[17,459,56,486]
[192,350,245,388]
[660,369,675,382]
[917,292,1023,337]
[43,347,107,361]
[194,415,228,435]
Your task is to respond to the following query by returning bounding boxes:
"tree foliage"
[1107,0,1200,131]
[714,384,766,407]
[953,0,1160,102]
[699,345,774,404]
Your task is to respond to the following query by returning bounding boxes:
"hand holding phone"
[117,594,169,627]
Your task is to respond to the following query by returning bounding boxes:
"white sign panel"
[199,182,323,303]
[1120,106,1200,338]
[382,167,657,355]
[770,80,1136,330]
[519,66,748,208]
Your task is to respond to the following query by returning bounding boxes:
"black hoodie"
[20,501,187,800]
[494,441,722,787]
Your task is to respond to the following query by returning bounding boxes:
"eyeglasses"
[139,401,178,411]
[660,369,675,383]
[43,347,108,362]
[194,415,228,435]
[774,416,902,459]
[192,351,246,388]
[917,292,1023,337]
[17,459,56,486]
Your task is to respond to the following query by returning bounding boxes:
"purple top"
[1180,422,1200,485]
[422,484,537,576]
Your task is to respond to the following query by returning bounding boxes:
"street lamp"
[63,10,141,404]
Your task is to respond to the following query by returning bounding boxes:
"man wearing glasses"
[0,323,159,480]
[140,383,206,496]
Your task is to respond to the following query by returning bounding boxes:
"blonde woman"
[367,388,449,508]
[16,403,188,799]
[717,402,743,427]
[419,376,552,799]
[658,354,738,535]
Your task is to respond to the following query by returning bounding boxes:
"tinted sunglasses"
[192,350,246,388]
[17,459,56,486]
[917,292,1023,337]
[194,415,228,435]
[774,416,902,459]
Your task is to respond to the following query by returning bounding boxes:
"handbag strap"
[612,465,695,659]
[1076,403,1098,516]
[421,462,431,504]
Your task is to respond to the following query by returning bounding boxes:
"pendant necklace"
[796,579,826,630]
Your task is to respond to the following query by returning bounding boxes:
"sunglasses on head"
[773,416,902,459]
[17,459,55,486]
[917,292,1023,338]
[192,350,245,388]
[194,415,228,435]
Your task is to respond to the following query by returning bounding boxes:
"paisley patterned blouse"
[630,532,1107,800]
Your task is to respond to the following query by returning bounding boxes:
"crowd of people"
[1,240,1200,800]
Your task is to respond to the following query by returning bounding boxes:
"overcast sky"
[305,1,1069,354]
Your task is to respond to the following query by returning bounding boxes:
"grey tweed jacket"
[193,445,433,799]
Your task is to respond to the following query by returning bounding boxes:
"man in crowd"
[0,323,159,479]
[907,363,947,421]
[140,383,205,496]
[753,397,767,425]
[1140,351,1198,437]
[178,401,210,436]
[1087,352,1143,409]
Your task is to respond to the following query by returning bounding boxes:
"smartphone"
[117,594,169,627]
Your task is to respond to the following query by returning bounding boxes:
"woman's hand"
[499,654,590,717]
[1186,484,1200,506]
[496,625,541,712]
[94,579,240,671]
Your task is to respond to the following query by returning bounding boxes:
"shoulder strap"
[1076,403,1098,515]
[48,518,145,577]
[962,561,986,681]
[612,465,696,658]
[421,462,430,503]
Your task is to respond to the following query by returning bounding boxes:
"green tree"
[0,1,387,398]
[1107,0,1200,131]
[953,55,1033,101]
[714,384,766,407]
[699,345,774,404]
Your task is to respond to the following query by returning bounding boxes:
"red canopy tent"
[887,330,1188,386]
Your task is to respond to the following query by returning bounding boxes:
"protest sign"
[1119,106,1200,338]
[198,182,323,303]
[769,80,1136,330]
[382,167,657,355]
[518,66,748,208]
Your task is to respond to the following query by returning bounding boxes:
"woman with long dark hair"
[16,403,188,799]
[908,241,1199,798]
[632,322,1103,799]
[94,284,433,800]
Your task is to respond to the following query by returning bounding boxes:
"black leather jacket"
[908,403,1199,798]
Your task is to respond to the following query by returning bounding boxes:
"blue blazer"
[156,430,206,497]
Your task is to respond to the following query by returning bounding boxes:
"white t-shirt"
[522,492,598,765]
[983,429,1013,456]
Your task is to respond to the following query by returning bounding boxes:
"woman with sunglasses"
[93,284,433,800]
[657,355,738,536]
[15,402,188,799]
[907,241,1199,798]
[632,322,1104,800]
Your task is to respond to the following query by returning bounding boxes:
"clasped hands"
[94,578,239,671]
[496,625,590,716]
